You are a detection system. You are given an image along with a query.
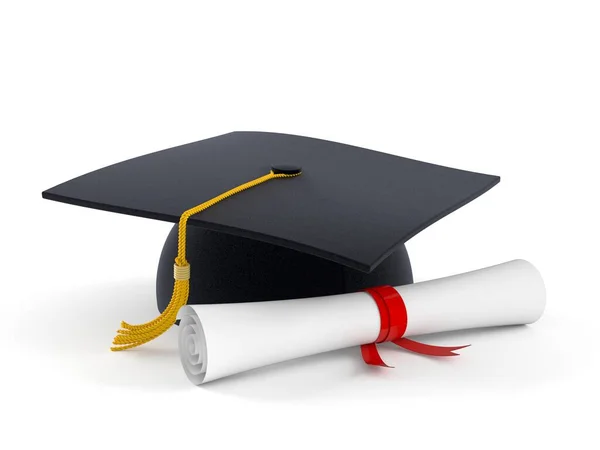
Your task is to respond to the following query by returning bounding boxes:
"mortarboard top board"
[43,131,500,315]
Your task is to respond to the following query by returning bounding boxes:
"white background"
[1,1,598,449]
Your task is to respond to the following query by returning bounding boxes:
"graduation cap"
[42,131,500,350]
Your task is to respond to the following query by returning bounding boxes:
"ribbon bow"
[361,286,469,367]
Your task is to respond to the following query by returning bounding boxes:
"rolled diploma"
[179,259,545,384]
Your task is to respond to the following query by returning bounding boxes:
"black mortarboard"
[42,132,499,349]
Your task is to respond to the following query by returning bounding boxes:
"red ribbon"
[361,286,469,367]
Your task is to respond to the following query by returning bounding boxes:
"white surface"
[1,1,599,449]
[180,260,545,383]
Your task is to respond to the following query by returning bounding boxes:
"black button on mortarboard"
[271,164,302,175]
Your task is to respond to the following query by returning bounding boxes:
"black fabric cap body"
[43,131,500,309]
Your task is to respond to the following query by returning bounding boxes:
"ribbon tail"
[360,343,393,368]
[392,338,470,357]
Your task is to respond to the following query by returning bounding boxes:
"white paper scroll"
[178,259,546,384]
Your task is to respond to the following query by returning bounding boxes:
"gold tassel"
[111,170,301,351]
